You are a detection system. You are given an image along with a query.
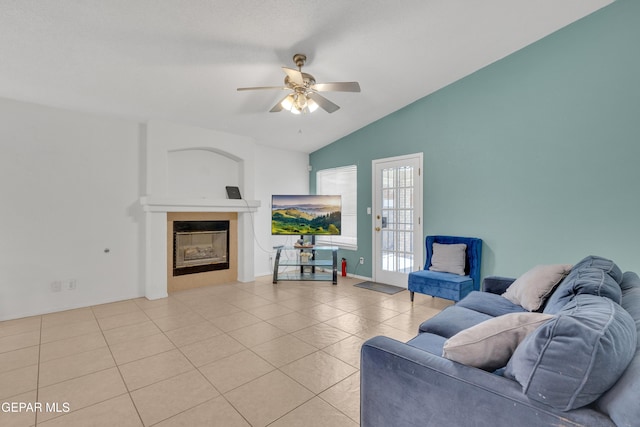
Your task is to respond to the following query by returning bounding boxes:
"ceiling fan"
[237,53,360,114]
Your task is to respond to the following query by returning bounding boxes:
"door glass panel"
[380,165,415,274]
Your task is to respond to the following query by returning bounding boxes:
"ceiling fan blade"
[269,94,289,112]
[308,92,340,114]
[237,86,288,91]
[312,82,361,92]
[282,67,304,86]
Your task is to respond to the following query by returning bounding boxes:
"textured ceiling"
[0,0,613,153]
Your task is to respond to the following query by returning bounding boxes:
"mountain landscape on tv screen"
[271,196,341,235]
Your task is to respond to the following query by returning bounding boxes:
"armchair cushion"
[429,242,467,275]
[408,270,474,302]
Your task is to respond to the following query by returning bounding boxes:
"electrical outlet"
[51,281,62,292]
[66,279,77,291]
[359,257,365,265]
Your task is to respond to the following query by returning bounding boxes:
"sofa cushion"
[543,267,622,314]
[571,255,623,284]
[429,242,466,275]
[505,294,636,411]
[419,305,492,338]
[442,312,553,371]
[543,256,622,314]
[456,291,527,317]
[502,264,572,311]
[407,332,447,356]
[595,271,640,427]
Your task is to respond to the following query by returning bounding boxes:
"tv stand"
[272,246,338,285]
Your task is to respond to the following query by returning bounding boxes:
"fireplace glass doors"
[173,221,230,276]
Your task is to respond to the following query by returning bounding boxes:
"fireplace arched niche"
[167,148,242,199]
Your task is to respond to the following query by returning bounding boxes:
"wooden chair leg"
[410,291,415,302]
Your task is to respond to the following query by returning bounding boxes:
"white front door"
[372,154,423,287]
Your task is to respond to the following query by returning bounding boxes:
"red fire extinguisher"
[341,258,347,277]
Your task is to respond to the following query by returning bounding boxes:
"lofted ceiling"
[0,0,613,153]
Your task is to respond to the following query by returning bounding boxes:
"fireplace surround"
[140,120,261,300]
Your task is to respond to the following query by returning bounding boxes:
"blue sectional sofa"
[361,256,640,427]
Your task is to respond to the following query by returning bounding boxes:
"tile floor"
[0,275,452,427]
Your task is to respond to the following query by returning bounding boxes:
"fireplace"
[140,120,260,299]
[165,212,239,293]
[173,221,230,276]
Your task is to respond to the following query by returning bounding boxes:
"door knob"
[375,227,381,232]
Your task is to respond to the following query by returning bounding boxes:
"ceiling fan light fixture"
[306,98,319,113]
[281,94,301,114]
[280,92,317,115]
[280,94,295,111]
[238,53,360,115]
[294,93,307,111]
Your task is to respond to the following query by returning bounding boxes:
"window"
[316,165,357,250]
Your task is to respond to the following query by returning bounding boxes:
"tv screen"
[271,195,341,236]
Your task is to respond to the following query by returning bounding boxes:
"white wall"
[0,98,143,321]
[252,144,309,277]
[0,97,310,320]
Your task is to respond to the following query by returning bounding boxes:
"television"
[271,195,341,236]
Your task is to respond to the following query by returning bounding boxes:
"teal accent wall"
[310,0,640,279]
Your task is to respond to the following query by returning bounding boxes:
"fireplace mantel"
[140,196,260,213]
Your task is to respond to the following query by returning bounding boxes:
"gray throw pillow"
[442,312,553,371]
[502,264,572,311]
[429,242,466,276]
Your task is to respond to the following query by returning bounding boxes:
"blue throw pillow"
[505,295,636,411]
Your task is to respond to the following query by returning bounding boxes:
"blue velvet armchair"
[408,235,482,302]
